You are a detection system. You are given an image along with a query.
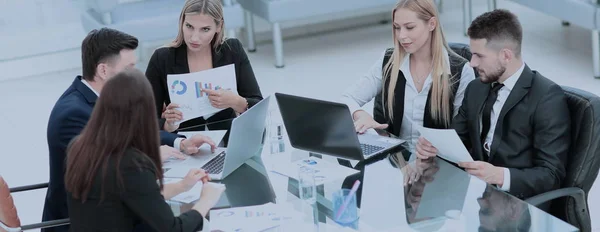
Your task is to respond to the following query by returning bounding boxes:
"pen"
[335,180,361,220]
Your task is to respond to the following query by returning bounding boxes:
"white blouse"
[340,49,476,148]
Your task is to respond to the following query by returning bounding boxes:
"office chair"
[0,176,69,232]
[524,86,600,232]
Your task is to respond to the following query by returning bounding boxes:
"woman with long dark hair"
[65,68,224,231]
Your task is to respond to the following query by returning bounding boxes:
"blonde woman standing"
[340,0,475,149]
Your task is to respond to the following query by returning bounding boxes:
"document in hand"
[167,64,237,123]
[415,126,474,164]
[270,157,359,186]
[163,178,203,204]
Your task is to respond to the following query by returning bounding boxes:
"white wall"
[0,0,400,81]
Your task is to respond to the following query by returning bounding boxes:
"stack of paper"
[209,203,301,231]
[270,157,359,186]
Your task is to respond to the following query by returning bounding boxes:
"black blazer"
[66,148,204,232]
[146,38,263,134]
[453,65,571,199]
[42,77,180,232]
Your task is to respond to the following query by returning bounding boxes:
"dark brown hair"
[65,68,162,202]
[81,28,138,81]
[467,9,523,56]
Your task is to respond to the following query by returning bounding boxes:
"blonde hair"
[169,0,225,51]
[383,0,458,127]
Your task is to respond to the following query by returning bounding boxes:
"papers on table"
[415,126,474,164]
[270,157,359,186]
[167,64,237,123]
[163,178,203,204]
[209,202,301,232]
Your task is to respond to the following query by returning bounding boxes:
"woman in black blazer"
[146,0,263,139]
[64,69,225,232]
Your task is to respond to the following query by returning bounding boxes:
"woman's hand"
[180,168,210,192]
[162,103,183,132]
[202,89,247,113]
[193,182,226,216]
[352,110,388,134]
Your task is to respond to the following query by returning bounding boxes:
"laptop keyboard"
[360,143,385,155]
[201,151,226,174]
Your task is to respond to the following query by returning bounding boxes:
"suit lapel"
[489,65,533,161]
[171,45,190,74]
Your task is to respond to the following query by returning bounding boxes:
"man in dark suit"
[42,28,216,232]
[416,9,570,201]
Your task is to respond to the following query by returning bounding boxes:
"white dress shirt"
[480,62,525,192]
[81,79,185,151]
[340,49,476,148]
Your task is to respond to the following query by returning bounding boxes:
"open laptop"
[275,93,404,161]
[165,96,270,180]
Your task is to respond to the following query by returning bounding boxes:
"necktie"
[480,82,504,160]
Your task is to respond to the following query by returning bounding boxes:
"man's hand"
[416,137,438,160]
[160,145,186,162]
[458,161,504,186]
[180,134,217,155]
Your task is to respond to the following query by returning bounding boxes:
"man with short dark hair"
[42,28,215,232]
[416,9,571,202]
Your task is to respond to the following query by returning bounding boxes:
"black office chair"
[525,86,600,232]
[448,42,473,62]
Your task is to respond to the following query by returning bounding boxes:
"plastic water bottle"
[270,124,285,154]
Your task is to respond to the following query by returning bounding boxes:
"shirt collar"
[499,61,525,91]
[81,79,100,96]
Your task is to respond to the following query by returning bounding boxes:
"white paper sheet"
[167,64,237,123]
[415,126,474,164]
[163,178,203,204]
[269,157,359,186]
[209,203,301,232]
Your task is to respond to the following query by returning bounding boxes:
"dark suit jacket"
[146,38,263,137]
[453,65,570,199]
[66,148,204,232]
[42,76,180,232]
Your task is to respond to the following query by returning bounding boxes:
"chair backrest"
[448,42,473,62]
[552,86,600,228]
[0,176,20,232]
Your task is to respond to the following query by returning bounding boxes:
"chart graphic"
[195,81,223,98]
[171,80,187,95]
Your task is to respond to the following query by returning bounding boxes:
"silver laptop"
[166,96,270,180]
[275,93,405,161]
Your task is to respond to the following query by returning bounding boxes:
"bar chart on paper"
[166,64,237,122]
[194,82,224,98]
